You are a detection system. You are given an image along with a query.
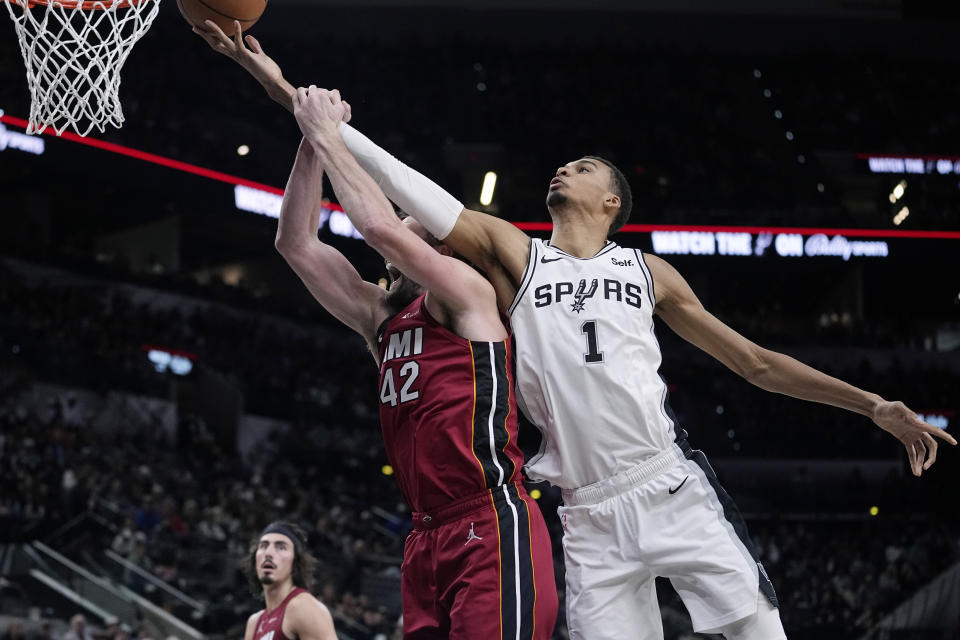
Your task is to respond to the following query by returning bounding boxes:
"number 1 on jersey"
[581,320,604,364]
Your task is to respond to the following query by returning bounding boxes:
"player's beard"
[259,574,275,586]
[546,190,568,210]
[386,275,422,313]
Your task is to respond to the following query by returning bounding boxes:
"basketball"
[176,0,267,36]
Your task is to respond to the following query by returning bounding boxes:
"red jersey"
[253,587,305,640]
[376,294,525,512]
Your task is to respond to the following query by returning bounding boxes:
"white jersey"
[509,239,680,489]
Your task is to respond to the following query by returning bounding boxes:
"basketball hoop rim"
[6,0,147,9]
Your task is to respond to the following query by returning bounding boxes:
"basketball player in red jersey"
[243,522,337,640]
[266,87,558,638]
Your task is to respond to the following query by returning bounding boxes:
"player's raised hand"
[293,86,348,145]
[873,400,956,476]
[193,19,283,88]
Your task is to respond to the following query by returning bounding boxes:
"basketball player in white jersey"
[194,22,956,640]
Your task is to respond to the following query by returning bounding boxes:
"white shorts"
[558,443,778,639]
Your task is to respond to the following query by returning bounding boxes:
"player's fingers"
[907,442,920,476]
[203,19,228,42]
[912,441,924,476]
[922,432,938,470]
[928,425,957,445]
[232,22,244,47]
[342,100,352,123]
[295,86,308,107]
[329,89,341,105]
[245,34,263,54]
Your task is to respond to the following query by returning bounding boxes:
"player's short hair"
[244,521,316,596]
[584,155,633,237]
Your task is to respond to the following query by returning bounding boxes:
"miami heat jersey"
[508,239,680,489]
[376,294,524,512]
[253,587,305,640]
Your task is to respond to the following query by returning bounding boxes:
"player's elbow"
[354,212,398,250]
[274,232,297,257]
[275,233,309,265]
[740,347,774,387]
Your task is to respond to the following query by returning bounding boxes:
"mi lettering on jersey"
[382,327,424,364]
[509,239,680,489]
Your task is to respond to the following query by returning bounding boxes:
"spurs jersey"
[509,239,679,489]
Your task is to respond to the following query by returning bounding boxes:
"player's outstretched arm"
[274,138,387,348]
[293,86,503,333]
[645,253,956,477]
[284,594,337,640]
[191,23,530,294]
[193,20,297,113]
[337,124,532,296]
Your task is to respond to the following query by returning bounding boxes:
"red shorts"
[401,482,558,640]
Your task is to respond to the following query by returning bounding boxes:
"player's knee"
[718,597,787,640]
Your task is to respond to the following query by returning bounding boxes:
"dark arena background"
[2,0,959,638]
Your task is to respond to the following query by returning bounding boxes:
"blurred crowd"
[3,372,957,640]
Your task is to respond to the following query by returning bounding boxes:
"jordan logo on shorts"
[464,522,483,545]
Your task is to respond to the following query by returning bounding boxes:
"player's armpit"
[444,209,532,286]
[284,594,337,640]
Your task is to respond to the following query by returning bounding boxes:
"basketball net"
[4,0,160,136]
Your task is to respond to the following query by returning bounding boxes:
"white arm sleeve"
[339,122,463,240]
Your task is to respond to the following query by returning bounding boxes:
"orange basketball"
[177,0,267,36]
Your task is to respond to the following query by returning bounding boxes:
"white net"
[4,0,160,136]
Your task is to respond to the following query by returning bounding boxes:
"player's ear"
[604,192,621,212]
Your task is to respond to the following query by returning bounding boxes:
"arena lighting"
[237,144,250,156]
[479,171,497,206]
[917,413,950,429]
[650,231,891,260]
[869,506,879,517]
[530,489,542,500]
[860,153,960,175]
[893,207,910,226]
[381,465,394,476]
[889,180,907,203]
[4,114,960,241]
[0,113,282,194]
[141,344,195,376]
[233,186,363,239]
[0,121,45,155]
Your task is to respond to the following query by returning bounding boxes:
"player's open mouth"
[549,178,564,189]
[261,563,276,570]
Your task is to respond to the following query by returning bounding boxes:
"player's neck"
[548,218,610,258]
[262,580,296,611]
